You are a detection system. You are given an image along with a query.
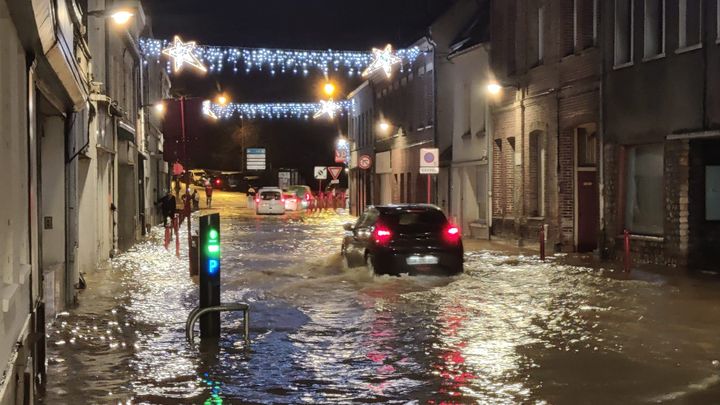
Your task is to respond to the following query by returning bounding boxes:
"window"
[529,131,546,217]
[679,0,702,49]
[577,125,598,166]
[538,5,546,63]
[625,144,664,235]
[644,0,665,58]
[615,0,634,65]
[406,173,412,203]
[569,0,578,54]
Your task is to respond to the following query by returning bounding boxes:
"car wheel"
[366,254,380,275]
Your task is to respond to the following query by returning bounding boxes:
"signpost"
[199,213,221,338]
[314,166,327,194]
[246,148,266,171]
[328,166,342,181]
[420,148,439,204]
[358,155,372,170]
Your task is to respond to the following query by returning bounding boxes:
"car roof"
[370,204,444,214]
[259,187,282,191]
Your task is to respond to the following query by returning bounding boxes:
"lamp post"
[87,1,140,26]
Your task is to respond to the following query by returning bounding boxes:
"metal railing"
[185,303,250,345]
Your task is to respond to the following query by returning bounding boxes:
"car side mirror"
[343,223,355,231]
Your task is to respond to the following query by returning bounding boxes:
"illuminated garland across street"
[140,37,422,77]
[203,100,355,120]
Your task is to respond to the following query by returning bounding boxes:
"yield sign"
[328,166,343,180]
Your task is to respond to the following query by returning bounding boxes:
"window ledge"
[616,234,664,243]
[613,61,634,70]
[675,43,703,54]
[1,283,20,313]
[642,53,666,62]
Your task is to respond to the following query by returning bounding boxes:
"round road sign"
[359,155,372,170]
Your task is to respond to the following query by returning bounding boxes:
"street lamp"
[486,82,503,95]
[323,82,336,97]
[216,93,230,106]
[87,1,139,26]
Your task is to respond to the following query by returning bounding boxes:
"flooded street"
[42,193,720,404]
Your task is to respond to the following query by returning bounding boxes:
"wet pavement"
[42,192,720,404]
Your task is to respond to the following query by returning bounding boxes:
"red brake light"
[215,179,221,185]
[444,225,461,244]
[373,224,393,246]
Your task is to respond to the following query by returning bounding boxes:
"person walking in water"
[204,179,214,208]
[157,190,177,227]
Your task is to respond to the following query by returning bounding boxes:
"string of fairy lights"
[140,36,422,77]
[144,36,423,120]
[202,99,355,120]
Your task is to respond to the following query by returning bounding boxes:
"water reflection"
[42,202,720,403]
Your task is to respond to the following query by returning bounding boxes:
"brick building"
[600,0,720,270]
[489,0,601,252]
[368,37,436,206]
[347,81,375,216]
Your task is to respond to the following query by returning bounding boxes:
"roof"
[448,2,490,57]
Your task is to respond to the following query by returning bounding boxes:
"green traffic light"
[209,229,219,241]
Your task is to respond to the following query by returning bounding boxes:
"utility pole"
[180,96,192,271]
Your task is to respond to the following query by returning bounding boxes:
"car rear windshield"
[379,209,448,233]
[261,191,281,200]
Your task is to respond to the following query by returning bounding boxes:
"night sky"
[145,0,456,183]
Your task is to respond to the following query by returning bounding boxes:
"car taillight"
[305,193,310,201]
[373,225,393,246]
[255,197,260,203]
[215,179,221,185]
[444,225,461,244]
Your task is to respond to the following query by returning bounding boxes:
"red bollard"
[164,222,171,250]
[623,229,631,272]
[539,226,546,262]
[174,214,181,258]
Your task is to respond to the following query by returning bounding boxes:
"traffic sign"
[420,148,439,174]
[314,166,328,180]
[246,148,266,171]
[358,155,372,170]
[335,149,348,164]
[328,166,342,180]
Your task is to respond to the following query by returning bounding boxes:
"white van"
[255,188,286,215]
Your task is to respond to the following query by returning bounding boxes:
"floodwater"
[42,193,720,404]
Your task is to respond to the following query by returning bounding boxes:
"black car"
[341,204,463,276]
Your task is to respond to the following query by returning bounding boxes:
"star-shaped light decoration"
[362,44,402,78]
[202,100,218,120]
[313,99,341,120]
[162,36,207,73]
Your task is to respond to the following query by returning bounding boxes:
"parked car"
[286,185,314,208]
[214,172,242,191]
[189,169,207,186]
[342,204,463,276]
[283,192,299,211]
[255,187,286,215]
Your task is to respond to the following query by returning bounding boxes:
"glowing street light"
[216,94,229,106]
[323,82,336,97]
[154,102,165,114]
[109,9,134,25]
[378,121,391,133]
[486,82,502,95]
